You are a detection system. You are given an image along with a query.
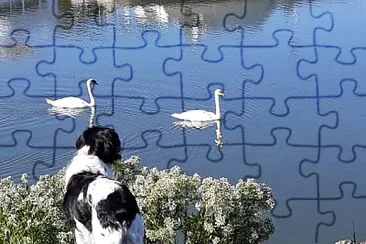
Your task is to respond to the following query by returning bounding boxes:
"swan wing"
[171,110,216,121]
[45,97,89,108]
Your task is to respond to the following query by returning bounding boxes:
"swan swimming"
[171,89,224,121]
[45,79,98,108]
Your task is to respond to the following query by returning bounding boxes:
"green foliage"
[0,156,275,244]
[114,158,275,244]
[0,170,74,244]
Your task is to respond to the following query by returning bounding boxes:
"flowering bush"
[0,169,74,244]
[0,156,275,243]
[114,156,275,243]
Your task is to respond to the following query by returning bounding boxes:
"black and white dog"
[62,126,144,244]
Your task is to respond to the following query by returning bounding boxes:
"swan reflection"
[173,120,224,148]
[47,105,96,128]
[48,106,88,118]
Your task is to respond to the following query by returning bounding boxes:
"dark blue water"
[1,0,366,243]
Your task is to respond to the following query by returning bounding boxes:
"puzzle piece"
[36,46,131,98]
[317,183,366,243]
[123,130,187,170]
[96,97,187,168]
[301,147,366,198]
[179,0,201,28]
[176,83,225,117]
[0,80,74,179]
[280,97,337,145]
[298,47,366,97]
[0,38,54,97]
[0,81,73,147]
[224,0,333,46]
[54,0,118,57]
[172,121,223,162]
[0,130,54,182]
[32,148,75,180]
[168,140,260,182]
[114,30,182,113]
[312,1,366,63]
[0,30,33,62]
[137,0,224,50]
[0,127,76,181]
[33,105,98,178]
[51,105,98,147]
[224,96,336,146]
[54,15,115,62]
[243,30,317,115]
[31,104,96,178]
[268,198,334,244]
[319,80,366,162]
[245,129,318,216]
[178,0,247,57]
[63,0,117,22]
[0,0,73,46]
[170,83,260,179]
[113,5,182,48]
[224,98,281,145]
[164,42,262,102]
[182,30,243,61]
[176,0,245,60]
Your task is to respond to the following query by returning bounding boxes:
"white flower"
[0,156,275,244]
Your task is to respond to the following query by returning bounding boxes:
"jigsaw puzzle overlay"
[1,0,365,243]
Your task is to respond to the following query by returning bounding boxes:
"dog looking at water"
[62,127,144,244]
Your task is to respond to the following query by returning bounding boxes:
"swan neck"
[87,82,95,106]
[214,93,221,119]
[89,106,96,128]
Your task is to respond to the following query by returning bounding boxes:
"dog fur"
[62,127,144,244]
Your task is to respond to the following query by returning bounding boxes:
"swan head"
[214,88,224,97]
[87,78,98,86]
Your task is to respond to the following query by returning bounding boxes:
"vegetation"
[0,156,275,243]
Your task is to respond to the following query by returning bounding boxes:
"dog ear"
[76,127,93,149]
[89,128,122,164]
[76,132,86,149]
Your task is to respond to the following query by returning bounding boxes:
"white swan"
[88,106,96,128]
[171,89,224,121]
[45,79,98,108]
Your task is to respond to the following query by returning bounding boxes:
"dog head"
[76,126,122,164]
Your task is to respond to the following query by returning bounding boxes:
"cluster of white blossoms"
[115,158,276,244]
[0,156,275,244]
[0,170,74,244]
[183,177,275,244]
[123,165,201,243]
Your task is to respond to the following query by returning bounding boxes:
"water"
[1,0,366,243]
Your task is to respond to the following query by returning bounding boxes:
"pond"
[1,0,366,243]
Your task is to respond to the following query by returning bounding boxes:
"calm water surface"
[1,0,366,243]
